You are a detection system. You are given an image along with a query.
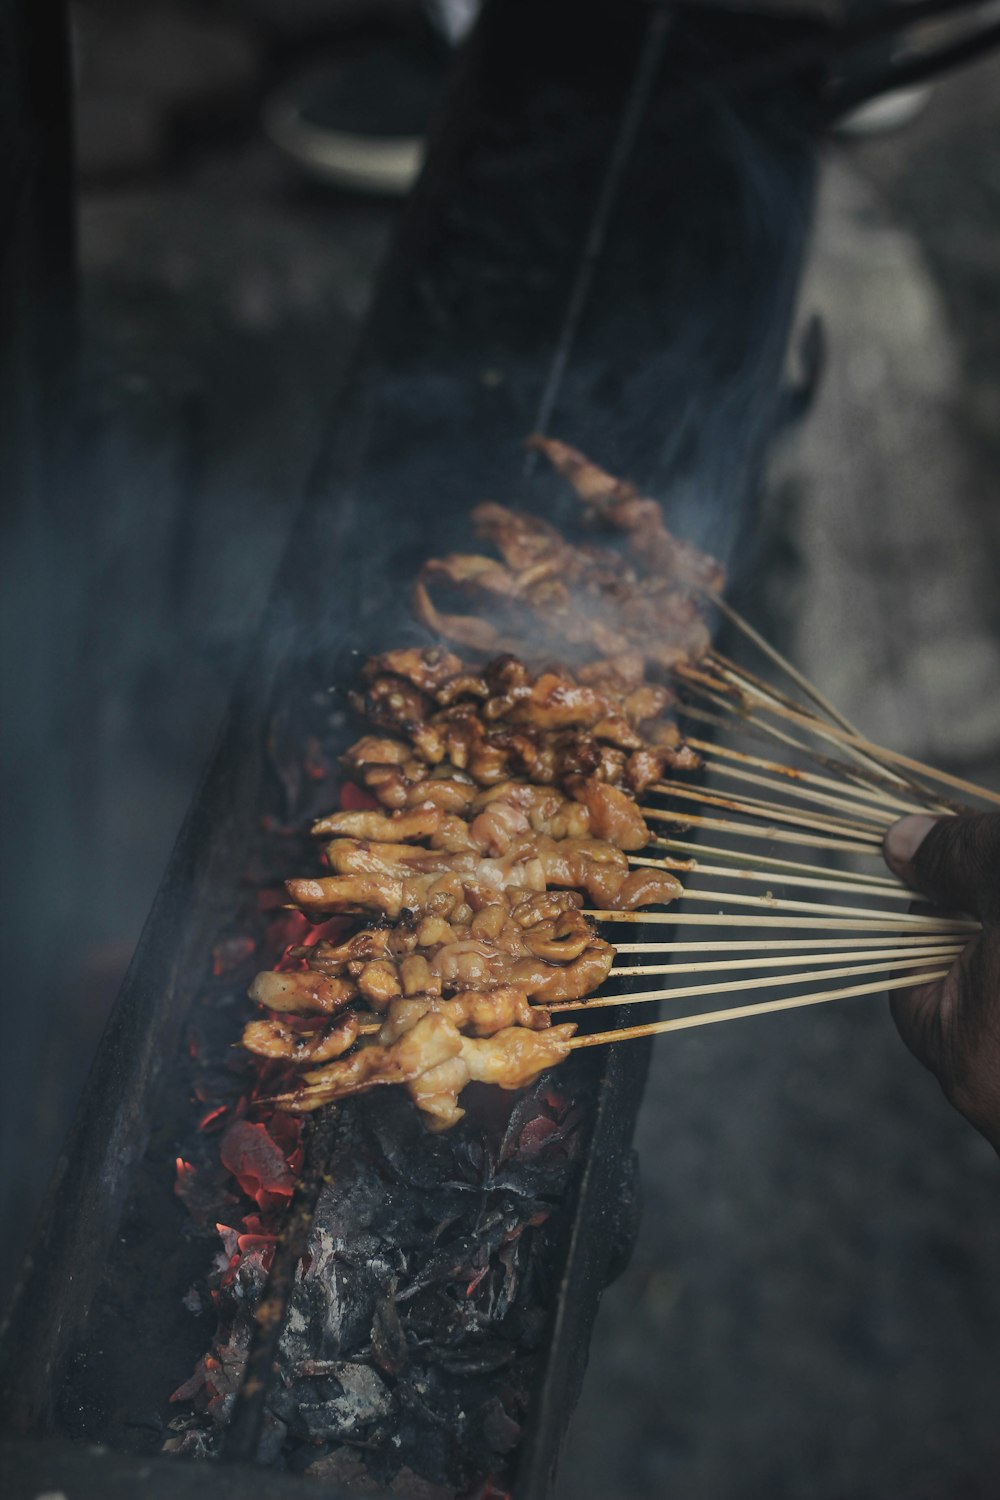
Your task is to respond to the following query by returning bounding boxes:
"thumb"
[883,812,1000,919]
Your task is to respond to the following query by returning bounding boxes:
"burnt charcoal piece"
[276,1363,396,1443]
[263,1079,588,1486]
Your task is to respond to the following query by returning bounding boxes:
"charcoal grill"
[0,2,823,1494]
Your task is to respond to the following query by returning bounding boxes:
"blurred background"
[2,1,1000,1495]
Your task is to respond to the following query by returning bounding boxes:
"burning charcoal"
[287,1362,396,1443]
[282,1155,401,1357]
[218,1118,296,1210]
[371,1289,408,1376]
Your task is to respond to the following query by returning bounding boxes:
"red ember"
[219,1119,296,1210]
[338,780,379,812]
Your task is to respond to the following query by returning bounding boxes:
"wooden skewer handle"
[568,970,949,1048]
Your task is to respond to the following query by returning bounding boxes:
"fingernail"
[885,814,939,869]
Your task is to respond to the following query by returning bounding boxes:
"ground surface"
[12,5,1000,1495]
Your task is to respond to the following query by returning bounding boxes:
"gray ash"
[171,1074,589,1492]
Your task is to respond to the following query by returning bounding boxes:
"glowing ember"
[218,1119,296,1210]
[338,780,378,812]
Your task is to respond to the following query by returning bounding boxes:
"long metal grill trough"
[0,2,823,1496]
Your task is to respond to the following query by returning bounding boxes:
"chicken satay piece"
[613,866,684,909]
[525,434,726,592]
[509,942,615,1002]
[311,805,444,841]
[242,1011,361,1064]
[324,839,549,906]
[323,918,613,1004]
[378,984,547,1045]
[565,776,650,851]
[411,562,512,654]
[356,959,403,1010]
[459,1022,577,1089]
[287,871,469,923]
[248,969,358,1015]
[275,1015,577,1129]
[315,802,476,857]
[500,672,619,732]
[470,502,574,575]
[325,829,636,908]
[507,888,585,924]
[273,1013,464,1111]
[324,838,457,878]
[296,926,400,972]
[350,674,432,734]
[403,1017,579,1128]
[467,780,590,855]
[286,874,408,921]
[401,1019,579,1128]
[342,734,412,768]
[362,646,466,694]
[406,1057,471,1130]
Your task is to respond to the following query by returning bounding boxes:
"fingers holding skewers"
[883,812,1000,1154]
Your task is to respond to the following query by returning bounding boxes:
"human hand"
[883,812,1000,1154]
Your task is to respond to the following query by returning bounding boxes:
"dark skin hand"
[884,812,1000,1155]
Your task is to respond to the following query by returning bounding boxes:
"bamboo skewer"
[614,936,969,953]
[675,696,957,815]
[705,635,945,808]
[349,949,963,1038]
[549,954,956,1011]
[679,686,876,767]
[611,945,962,977]
[588,909,980,932]
[704,650,918,802]
[644,780,890,836]
[649,886,963,924]
[649,837,905,886]
[700,679,1000,811]
[676,761,902,824]
[642,809,883,854]
[684,736,926,815]
[704,593,864,736]
[630,854,912,901]
[567,970,950,1049]
[707,649,853,733]
[703,655,942,803]
[354,951,963,1035]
